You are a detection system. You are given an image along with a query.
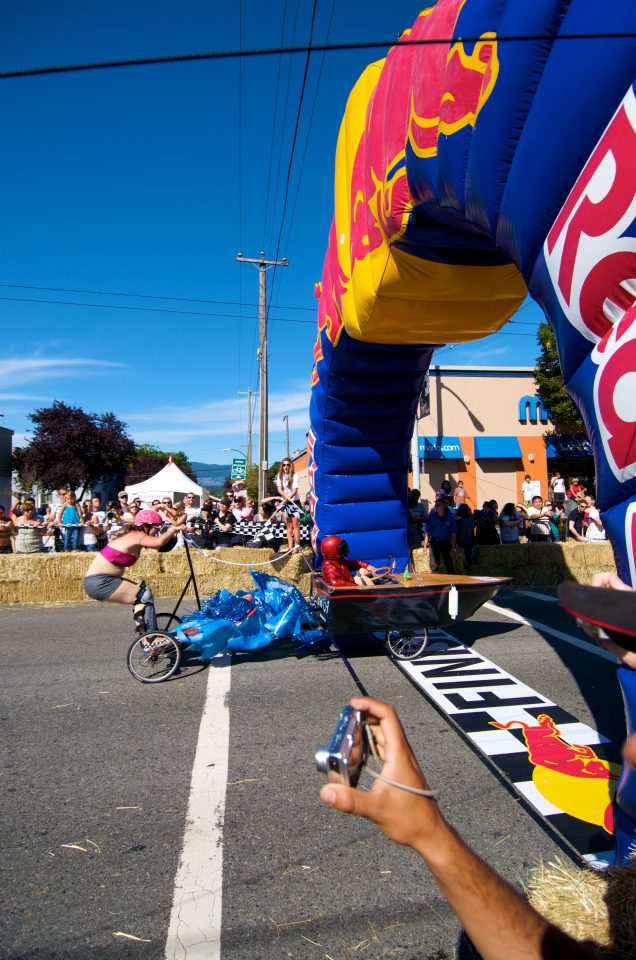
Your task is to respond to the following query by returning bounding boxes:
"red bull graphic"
[545,87,636,344]
[592,303,636,483]
[492,715,620,834]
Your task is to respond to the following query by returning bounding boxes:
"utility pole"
[237,387,255,468]
[236,251,288,505]
[283,414,289,458]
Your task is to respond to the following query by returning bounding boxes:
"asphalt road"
[1,589,627,960]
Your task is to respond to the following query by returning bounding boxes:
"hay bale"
[526,857,636,957]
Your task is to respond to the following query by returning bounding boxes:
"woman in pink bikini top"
[83,508,186,631]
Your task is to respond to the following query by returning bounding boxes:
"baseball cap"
[558,582,636,653]
[118,490,128,497]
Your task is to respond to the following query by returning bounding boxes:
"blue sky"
[0,1,543,465]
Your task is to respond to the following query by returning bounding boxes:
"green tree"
[125,444,197,485]
[534,322,586,435]
[14,401,135,497]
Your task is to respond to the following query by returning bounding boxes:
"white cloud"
[0,357,127,387]
[124,388,310,440]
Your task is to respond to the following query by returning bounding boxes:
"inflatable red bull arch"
[309,0,636,861]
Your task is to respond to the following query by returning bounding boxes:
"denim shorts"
[84,574,124,601]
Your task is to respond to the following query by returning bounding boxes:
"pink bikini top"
[100,544,137,568]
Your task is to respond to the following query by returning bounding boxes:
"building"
[414,366,593,509]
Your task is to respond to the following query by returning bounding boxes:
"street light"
[223,447,248,460]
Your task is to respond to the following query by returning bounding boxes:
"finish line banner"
[393,633,621,867]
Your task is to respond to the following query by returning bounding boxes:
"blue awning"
[419,436,463,460]
[474,436,523,459]
[545,435,593,458]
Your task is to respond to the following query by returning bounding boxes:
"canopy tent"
[125,457,204,506]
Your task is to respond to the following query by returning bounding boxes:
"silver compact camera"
[315,705,369,787]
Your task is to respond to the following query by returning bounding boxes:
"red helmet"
[134,509,163,527]
[321,535,349,560]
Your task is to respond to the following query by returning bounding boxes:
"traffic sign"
[231,457,247,480]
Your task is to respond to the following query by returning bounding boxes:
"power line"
[1,33,633,81]
[0,282,316,311]
[0,294,316,323]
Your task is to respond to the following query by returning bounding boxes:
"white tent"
[125,457,204,506]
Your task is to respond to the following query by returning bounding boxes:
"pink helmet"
[134,509,163,527]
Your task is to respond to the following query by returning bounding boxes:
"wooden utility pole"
[283,414,289,458]
[236,251,288,505]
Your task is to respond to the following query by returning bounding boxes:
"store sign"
[518,395,549,423]
[419,436,462,459]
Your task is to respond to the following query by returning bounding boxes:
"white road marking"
[483,602,617,662]
[165,658,231,960]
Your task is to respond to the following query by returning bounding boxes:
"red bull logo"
[492,714,619,833]
[545,86,636,343]
[592,302,636,482]
[348,0,500,269]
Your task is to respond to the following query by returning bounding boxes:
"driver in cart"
[320,536,380,587]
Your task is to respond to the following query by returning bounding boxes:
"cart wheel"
[127,631,182,683]
[156,612,182,631]
[385,629,429,660]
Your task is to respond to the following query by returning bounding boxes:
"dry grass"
[526,857,636,957]
[0,546,315,604]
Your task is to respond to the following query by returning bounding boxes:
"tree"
[14,401,135,496]
[125,444,197,485]
[534,322,586,435]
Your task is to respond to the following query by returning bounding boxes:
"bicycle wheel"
[156,612,182,631]
[127,631,181,683]
[385,629,429,660]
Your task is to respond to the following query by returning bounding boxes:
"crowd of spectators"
[407,474,606,573]
[0,484,312,555]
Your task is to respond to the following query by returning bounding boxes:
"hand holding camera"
[317,696,444,853]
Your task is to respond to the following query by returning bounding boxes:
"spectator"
[241,497,255,521]
[276,458,302,553]
[584,495,607,542]
[424,499,457,573]
[543,500,565,542]
[195,506,216,547]
[527,495,552,542]
[214,498,235,543]
[407,489,427,550]
[474,500,500,546]
[453,479,467,507]
[436,479,453,505]
[567,495,587,542]
[10,496,23,520]
[231,496,245,522]
[231,478,248,500]
[567,476,582,500]
[520,474,534,506]
[57,492,84,551]
[183,492,199,523]
[0,504,15,553]
[117,491,130,514]
[87,496,107,550]
[14,501,45,553]
[158,497,175,523]
[454,503,474,566]
[498,502,524,544]
[549,471,566,506]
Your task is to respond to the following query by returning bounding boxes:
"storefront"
[414,366,593,509]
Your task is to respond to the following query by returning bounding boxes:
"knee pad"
[134,581,157,631]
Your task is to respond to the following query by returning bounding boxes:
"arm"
[138,515,186,549]
[319,697,594,960]
[568,518,585,542]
